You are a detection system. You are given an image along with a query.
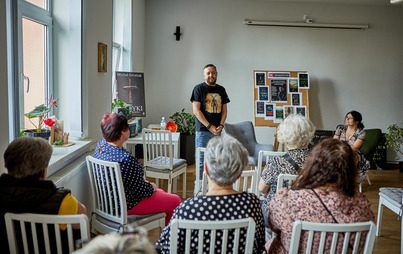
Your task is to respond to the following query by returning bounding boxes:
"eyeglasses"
[346,117,354,120]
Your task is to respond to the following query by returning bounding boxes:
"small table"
[124,132,181,158]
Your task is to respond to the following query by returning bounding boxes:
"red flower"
[44,118,55,127]
[166,121,177,132]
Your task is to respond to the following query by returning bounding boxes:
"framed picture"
[98,43,107,72]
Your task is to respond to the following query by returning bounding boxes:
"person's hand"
[209,125,220,135]
[216,124,224,134]
[150,182,157,192]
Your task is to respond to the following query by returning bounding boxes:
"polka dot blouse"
[93,139,154,210]
[156,192,266,253]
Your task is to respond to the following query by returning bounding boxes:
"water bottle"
[160,117,166,130]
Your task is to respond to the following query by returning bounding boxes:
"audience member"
[333,110,370,183]
[93,113,181,225]
[259,114,315,239]
[0,137,87,253]
[266,139,375,253]
[156,134,265,253]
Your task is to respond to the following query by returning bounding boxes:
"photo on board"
[271,79,288,103]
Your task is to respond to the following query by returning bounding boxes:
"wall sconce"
[174,26,182,41]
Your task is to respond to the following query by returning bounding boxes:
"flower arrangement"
[24,97,58,133]
[166,121,178,132]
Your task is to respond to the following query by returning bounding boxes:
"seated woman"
[259,114,315,238]
[156,134,265,253]
[266,139,375,254]
[333,110,370,183]
[93,113,181,225]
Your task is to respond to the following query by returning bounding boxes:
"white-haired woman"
[156,134,265,253]
[258,114,316,238]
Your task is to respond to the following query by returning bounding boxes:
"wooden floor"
[147,164,403,253]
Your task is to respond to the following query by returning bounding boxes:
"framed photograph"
[98,43,107,72]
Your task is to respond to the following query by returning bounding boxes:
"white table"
[124,132,181,158]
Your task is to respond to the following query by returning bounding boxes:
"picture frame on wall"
[98,43,107,72]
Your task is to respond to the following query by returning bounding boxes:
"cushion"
[379,187,403,206]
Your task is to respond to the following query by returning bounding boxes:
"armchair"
[223,121,274,166]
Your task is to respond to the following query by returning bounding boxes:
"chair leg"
[183,171,187,199]
[366,175,371,185]
[376,196,384,236]
[173,177,178,193]
[167,175,172,194]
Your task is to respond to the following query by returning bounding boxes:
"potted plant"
[384,123,403,172]
[23,98,58,140]
[170,109,196,164]
[112,98,134,119]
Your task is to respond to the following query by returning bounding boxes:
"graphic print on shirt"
[205,93,222,113]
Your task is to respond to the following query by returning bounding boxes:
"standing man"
[190,64,230,195]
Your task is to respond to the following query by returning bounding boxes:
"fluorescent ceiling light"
[391,0,403,4]
[244,20,369,30]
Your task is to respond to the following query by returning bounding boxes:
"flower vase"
[24,129,51,141]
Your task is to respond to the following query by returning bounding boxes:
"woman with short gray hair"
[258,114,316,239]
[156,134,265,253]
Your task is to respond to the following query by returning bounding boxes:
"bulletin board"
[253,70,310,127]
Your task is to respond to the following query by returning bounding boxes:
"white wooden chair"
[201,169,259,196]
[86,155,165,234]
[170,217,256,253]
[376,187,403,254]
[4,213,89,254]
[194,147,206,196]
[289,220,376,254]
[142,129,187,198]
[276,173,299,192]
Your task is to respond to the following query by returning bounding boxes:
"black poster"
[116,72,146,117]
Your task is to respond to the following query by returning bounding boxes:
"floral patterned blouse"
[334,125,370,182]
[93,139,154,210]
[267,188,375,254]
[261,149,310,216]
[156,192,266,253]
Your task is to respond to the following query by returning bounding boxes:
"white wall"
[143,0,403,160]
[82,0,114,140]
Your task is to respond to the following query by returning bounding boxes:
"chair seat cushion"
[248,156,256,166]
[146,156,187,171]
[379,187,403,207]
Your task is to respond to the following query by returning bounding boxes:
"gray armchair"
[223,121,274,166]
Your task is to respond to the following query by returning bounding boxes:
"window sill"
[47,137,95,178]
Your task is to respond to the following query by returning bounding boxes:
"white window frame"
[7,0,53,140]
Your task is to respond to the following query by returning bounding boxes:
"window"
[112,0,132,99]
[7,0,83,140]
[7,0,53,139]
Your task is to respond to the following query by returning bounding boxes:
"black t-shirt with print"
[190,82,230,131]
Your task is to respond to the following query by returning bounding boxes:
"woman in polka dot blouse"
[94,113,181,225]
[156,134,265,253]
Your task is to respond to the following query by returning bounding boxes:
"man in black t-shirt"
[190,64,230,194]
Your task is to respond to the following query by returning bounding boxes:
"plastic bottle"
[160,117,166,130]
